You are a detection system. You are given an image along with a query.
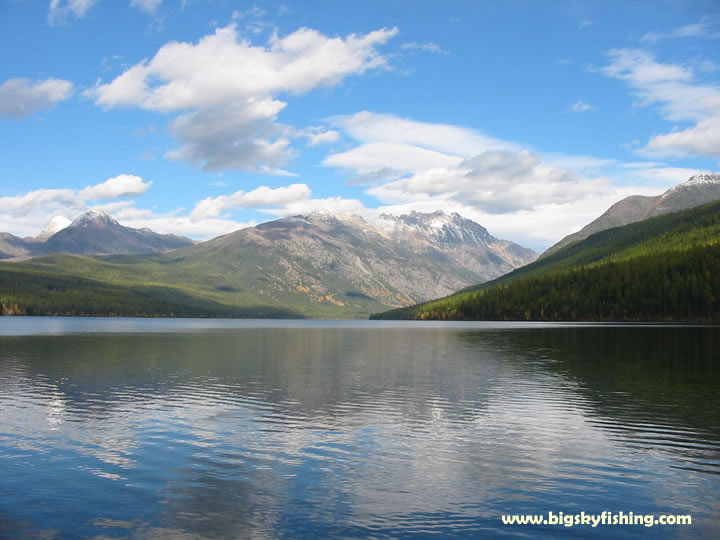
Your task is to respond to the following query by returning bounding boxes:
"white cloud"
[130,0,162,15]
[89,25,398,111]
[299,127,340,147]
[0,188,78,217]
[542,153,615,172]
[48,0,97,25]
[569,100,593,112]
[0,175,155,237]
[0,78,73,119]
[98,206,254,240]
[603,48,720,158]
[259,196,369,219]
[646,116,720,157]
[165,101,295,171]
[86,24,397,172]
[401,42,447,54]
[367,150,610,214]
[620,164,711,185]
[79,174,152,200]
[325,112,607,214]
[190,183,311,220]
[325,142,463,175]
[332,111,518,158]
[641,21,716,43]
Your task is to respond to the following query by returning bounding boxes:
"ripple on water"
[0,324,719,538]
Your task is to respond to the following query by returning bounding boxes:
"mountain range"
[2,172,719,320]
[0,209,536,318]
[0,210,193,260]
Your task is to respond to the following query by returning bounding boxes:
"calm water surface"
[0,318,718,538]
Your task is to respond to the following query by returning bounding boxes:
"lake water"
[1,318,718,538]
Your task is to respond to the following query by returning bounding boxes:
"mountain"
[376,210,536,276]
[542,173,720,258]
[0,210,536,318]
[372,199,720,322]
[41,210,193,255]
[0,211,194,259]
[34,215,71,242]
[0,233,33,260]
[169,210,535,312]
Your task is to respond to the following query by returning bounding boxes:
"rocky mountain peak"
[684,173,720,187]
[305,210,369,228]
[36,215,71,242]
[69,209,118,228]
[378,210,492,247]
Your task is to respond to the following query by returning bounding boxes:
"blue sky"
[1,0,719,250]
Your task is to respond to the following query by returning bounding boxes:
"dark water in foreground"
[0,318,718,538]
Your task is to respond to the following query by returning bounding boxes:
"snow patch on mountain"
[36,215,71,241]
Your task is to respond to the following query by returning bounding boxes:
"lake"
[0,318,718,538]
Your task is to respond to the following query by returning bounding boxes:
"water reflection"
[0,324,718,538]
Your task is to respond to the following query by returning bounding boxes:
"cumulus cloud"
[86,24,397,172]
[48,0,97,24]
[0,175,154,237]
[324,112,606,214]
[130,0,162,15]
[0,188,79,217]
[190,183,311,220]
[0,78,73,119]
[368,150,610,214]
[645,117,720,157]
[165,101,294,171]
[79,174,152,200]
[603,49,720,157]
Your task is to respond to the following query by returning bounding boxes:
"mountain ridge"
[542,172,720,258]
[0,209,537,318]
[0,210,194,259]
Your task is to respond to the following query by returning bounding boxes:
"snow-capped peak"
[70,209,117,228]
[306,210,368,227]
[684,173,720,187]
[374,210,492,246]
[36,215,71,241]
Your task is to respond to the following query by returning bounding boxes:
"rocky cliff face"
[377,210,537,277]
[542,173,720,258]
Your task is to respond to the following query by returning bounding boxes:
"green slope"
[0,258,302,318]
[371,200,720,321]
[0,250,361,319]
